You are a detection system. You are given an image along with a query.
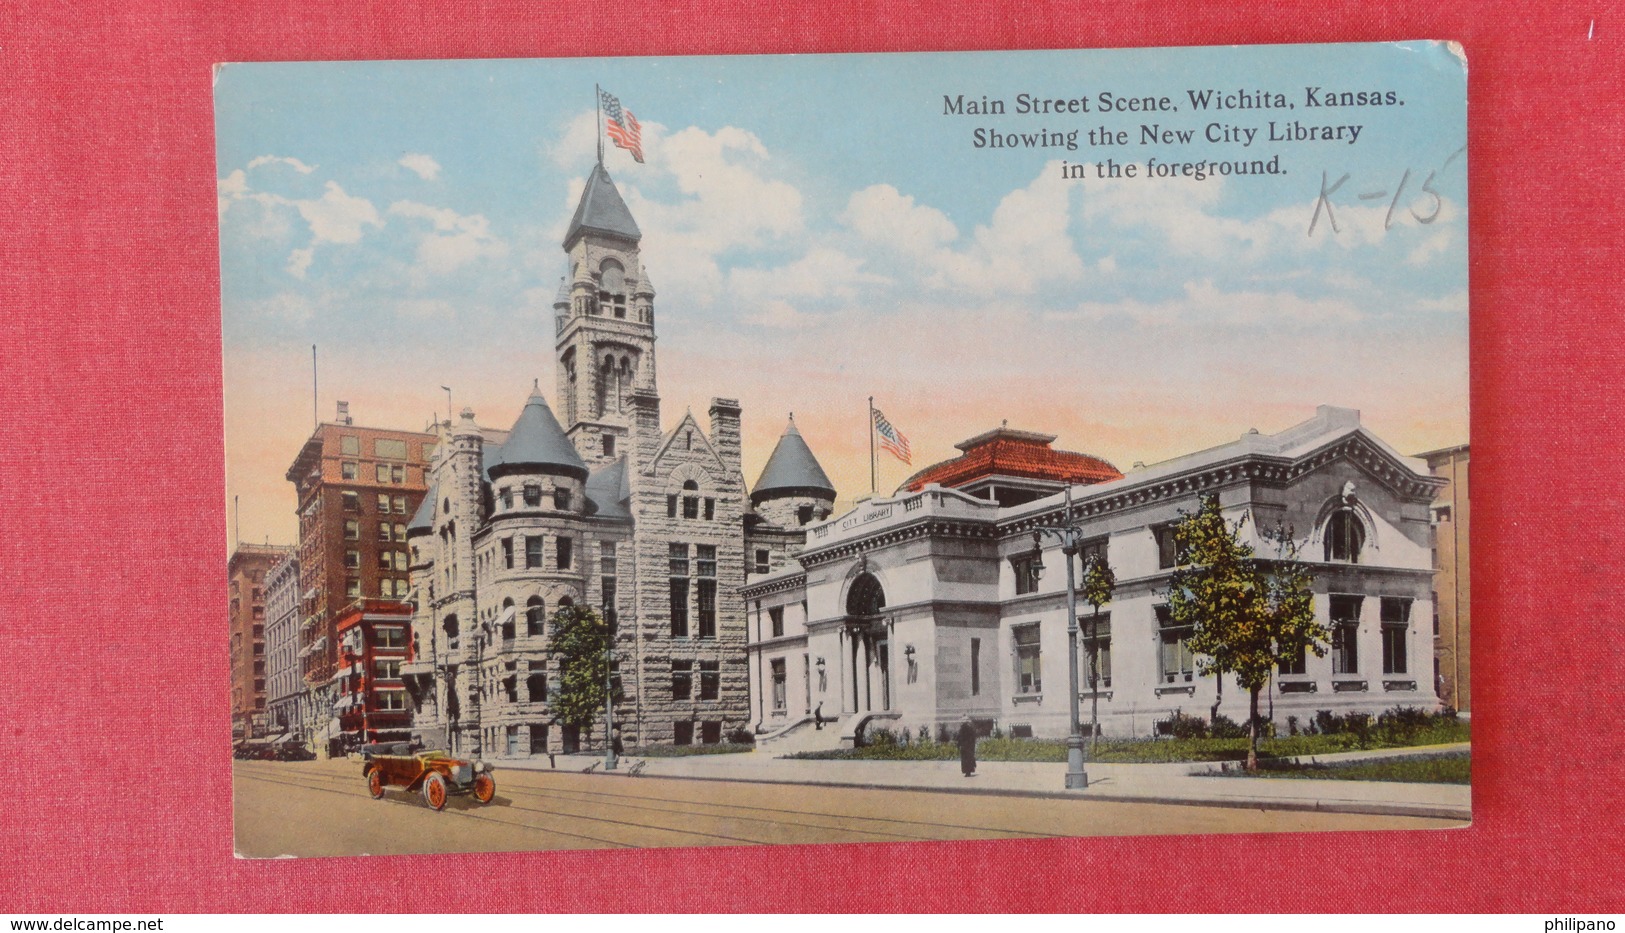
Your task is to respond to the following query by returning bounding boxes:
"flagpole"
[869,396,876,494]
[595,84,603,165]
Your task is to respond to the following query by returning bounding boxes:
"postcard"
[219,41,1469,858]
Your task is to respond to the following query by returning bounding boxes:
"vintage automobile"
[360,743,496,811]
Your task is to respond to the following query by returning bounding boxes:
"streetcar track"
[245,763,1060,839]
[247,767,995,842]
[238,769,777,848]
[237,770,640,851]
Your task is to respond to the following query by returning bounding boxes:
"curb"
[497,761,1471,821]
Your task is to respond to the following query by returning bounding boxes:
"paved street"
[235,758,1463,858]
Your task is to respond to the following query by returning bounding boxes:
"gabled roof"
[900,425,1121,493]
[564,163,640,250]
[487,385,587,481]
[752,416,836,502]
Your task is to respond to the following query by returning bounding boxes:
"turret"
[751,414,837,527]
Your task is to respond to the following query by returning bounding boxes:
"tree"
[1079,552,1115,754]
[1165,496,1324,770]
[549,603,610,735]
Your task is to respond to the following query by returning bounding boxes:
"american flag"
[873,408,912,464]
[599,89,644,163]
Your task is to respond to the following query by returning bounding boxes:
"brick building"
[285,407,435,752]
[333,599,417,747]
[228,542,294,739]
[403,163,802,757]
[1419,444,1469,712]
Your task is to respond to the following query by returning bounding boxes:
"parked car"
[273,742,316,762]
[361,744,496,811]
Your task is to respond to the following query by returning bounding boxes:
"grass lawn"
[625,742,755,758]
[1206,751,1471,784]
[783,719,1469,764]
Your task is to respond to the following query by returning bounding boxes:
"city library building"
[742,406,1446,750]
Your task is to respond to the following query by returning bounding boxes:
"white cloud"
[844,164,1084,298]
[296,182,382,245]
[286,248,314,280]
[219,171,382,277]
[389,200,508,274]
[247,154,316,174]
[728,247,888,309]
[1413,289,1468,316]
[398,153,441,181]
[1052,279,1366,328]
[746,299,817,329]
[841,185,957,263]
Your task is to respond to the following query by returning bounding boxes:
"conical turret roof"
[752,415,836,501]
[406,479,437,535]
[488,384,588,480]
[564,163,640,250]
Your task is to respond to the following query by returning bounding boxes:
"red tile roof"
[901,427,1122,492]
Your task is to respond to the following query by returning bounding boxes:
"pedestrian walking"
[814,702,824,730]
[957,716,978,777]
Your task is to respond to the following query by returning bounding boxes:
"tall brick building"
[228,542,294,739]
[285,408,435,752]
[403,163,833,756]
[1420,443,1469,712]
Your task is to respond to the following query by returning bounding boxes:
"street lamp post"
[471,624,488,760]
[603,603,617,771]
[1033,486,1088,790]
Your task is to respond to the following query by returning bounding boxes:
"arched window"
[501,597,516,640]
[847,573,886,617]
[442,614,460,650]
[599,260,627,319]
[1324,510,1366,563]
[526,596,546,636]
[559,595,575,609]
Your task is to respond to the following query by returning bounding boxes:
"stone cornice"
[738,571,808,598]
[998,434,1446,540]
[797,516,997,567]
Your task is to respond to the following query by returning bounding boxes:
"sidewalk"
[490,743,1471,821]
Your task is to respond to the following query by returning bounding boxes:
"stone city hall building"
[401,164,836,756]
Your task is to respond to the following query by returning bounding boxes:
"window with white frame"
[1013,623,1042,694]
[1381,597,1411,675]
[1330,594,1364,674]
[1082,613,1112,689]
[1155,605,1194,683]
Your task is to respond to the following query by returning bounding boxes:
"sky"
[217,42,1469,550]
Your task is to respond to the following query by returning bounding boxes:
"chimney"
[336,401,352,425]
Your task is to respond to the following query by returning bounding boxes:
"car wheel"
[422,772,448,811]
[366,769,385,800]
[472,772,496,804]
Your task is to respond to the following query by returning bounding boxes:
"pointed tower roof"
[752,415,836,504]
[406,479,438,535]
[488,382,588,481]
[564,163,641,250]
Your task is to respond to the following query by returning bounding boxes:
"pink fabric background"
[3,0,1621,912]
